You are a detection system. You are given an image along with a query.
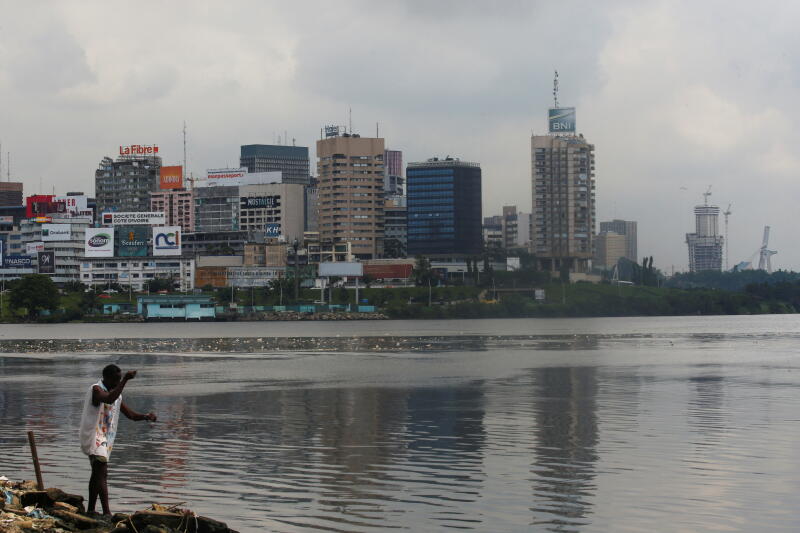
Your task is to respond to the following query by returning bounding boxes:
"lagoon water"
[1,315,799,532]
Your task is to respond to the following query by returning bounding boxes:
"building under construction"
[686,203,724,272]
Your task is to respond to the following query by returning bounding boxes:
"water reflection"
[530,367,598,531]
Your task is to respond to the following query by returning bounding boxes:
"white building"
[80,257,195,291]
[19,215,92,284]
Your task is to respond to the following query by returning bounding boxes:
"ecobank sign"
[153,226,181,256]
[548,107,576,133]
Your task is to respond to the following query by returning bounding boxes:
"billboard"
[116,226,149,257]
[319,262,363,277]
[0,216,14,224]
[54,195,90,216]
[37,251,55,274]
[41,223,72,241]
[153,226,181,256]
[84,228,114,257]
[26,242,45,254]
[363,263,413,280]
[548,107,576,133]
[202,169,281,187]
[4,255,32,268]
[119,145,159,156]
[101,212,166,225]
[159,165,183,189]
[265,223,281,238]
[241,196,280,209]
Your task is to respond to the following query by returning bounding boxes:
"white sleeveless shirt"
[79,380,121,459]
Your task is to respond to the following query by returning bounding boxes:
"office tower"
[595,231,627,269]
[240,144,310,185]
[501,205,531,249]
[384,149,405,196]
[95,154,161,213]
[305,178,318,232]
[150,188,195,233]
[239,182,306,243]
[316,130,385,260]
[407,157,482,257]
[193,185,240,232]
[599,219,637,262]
[483,215,504,249]
[686,204,723,272]
[530,134,595,275]
[383,196,407,258]
[0,182,23,206]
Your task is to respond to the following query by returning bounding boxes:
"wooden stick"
[26,431,45,490]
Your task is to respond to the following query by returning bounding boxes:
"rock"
[196,515,232,533]
[47,488,85,511]
[20,490,49,508]
[50,508,102,530]
[130,510,185,531]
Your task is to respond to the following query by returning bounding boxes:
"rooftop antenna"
[723,203,732,270]
[284,131,288,146]
[553,70,559,108]
[702,185,712,206]
[376,122,379,138]
[349,106,352,134]
[183,120,187,181]
[7,152,10,181]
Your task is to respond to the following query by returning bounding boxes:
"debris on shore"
[1,477,238,533]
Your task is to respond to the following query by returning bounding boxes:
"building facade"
[19,215,92,284]
[599,219,637,262]
[95,155,161,213]
[240,145,310,185]
[407,157,482,257]
[686,205,723,272]
[383,196,407,258]
[150,188,195,233]
[384,149,405,197]
[595,231,627,269]
[530,134,596,275]
[0,182,23,206]
[80,257,195,291]
[194,185,240,233]
[500,205,531,249]
[316,132,385,260]
[239,182,306,243]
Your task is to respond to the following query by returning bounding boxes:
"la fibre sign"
[119,145,159,156]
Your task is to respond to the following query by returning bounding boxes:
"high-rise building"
[193,185,239,233]
[383,196,407,258]
[530,134,595,275]
[501,205,531,249]
[599,219,637,262]
[686,204,723,272]
[239,182,306,243]
[483,215,504,249]
[0,182,23,206]
[95,155,161,213]
[384,149,405,197]
[240,145,310,185]
[316,131,385,260]
[407,157,482,257]
[595,231,627,269]
[150,188,195,233]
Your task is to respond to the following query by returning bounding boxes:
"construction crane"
[723,203,732,270]
[702,185,712,205]
[757,226,777,273]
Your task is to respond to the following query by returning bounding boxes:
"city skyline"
[0,1,798,271]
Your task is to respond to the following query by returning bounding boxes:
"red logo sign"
[119,145,159,156]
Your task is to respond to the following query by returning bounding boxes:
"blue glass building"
[406,158,482,256]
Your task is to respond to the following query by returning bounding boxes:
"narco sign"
[119,145,159,156]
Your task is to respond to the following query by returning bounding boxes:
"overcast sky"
[0,1,797,271]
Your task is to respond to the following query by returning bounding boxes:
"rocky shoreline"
[0,478,238,533]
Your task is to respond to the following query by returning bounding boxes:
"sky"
[0,0,798,272]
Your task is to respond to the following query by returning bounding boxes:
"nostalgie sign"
[159,165,183,190]
[153,226,181,256]
[101,212,166,226]
[84,228,114,258]
[240,196,279,209]
[41,223,72,241]
[119,144,159,156]
[37,251,55,274]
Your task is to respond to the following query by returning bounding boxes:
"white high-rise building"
[686,205,723,272]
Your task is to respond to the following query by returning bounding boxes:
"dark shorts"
[89,454,108,465]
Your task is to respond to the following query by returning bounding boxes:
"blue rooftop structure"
[137,295,216,321]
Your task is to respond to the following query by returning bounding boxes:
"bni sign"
[548,107,576,133]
